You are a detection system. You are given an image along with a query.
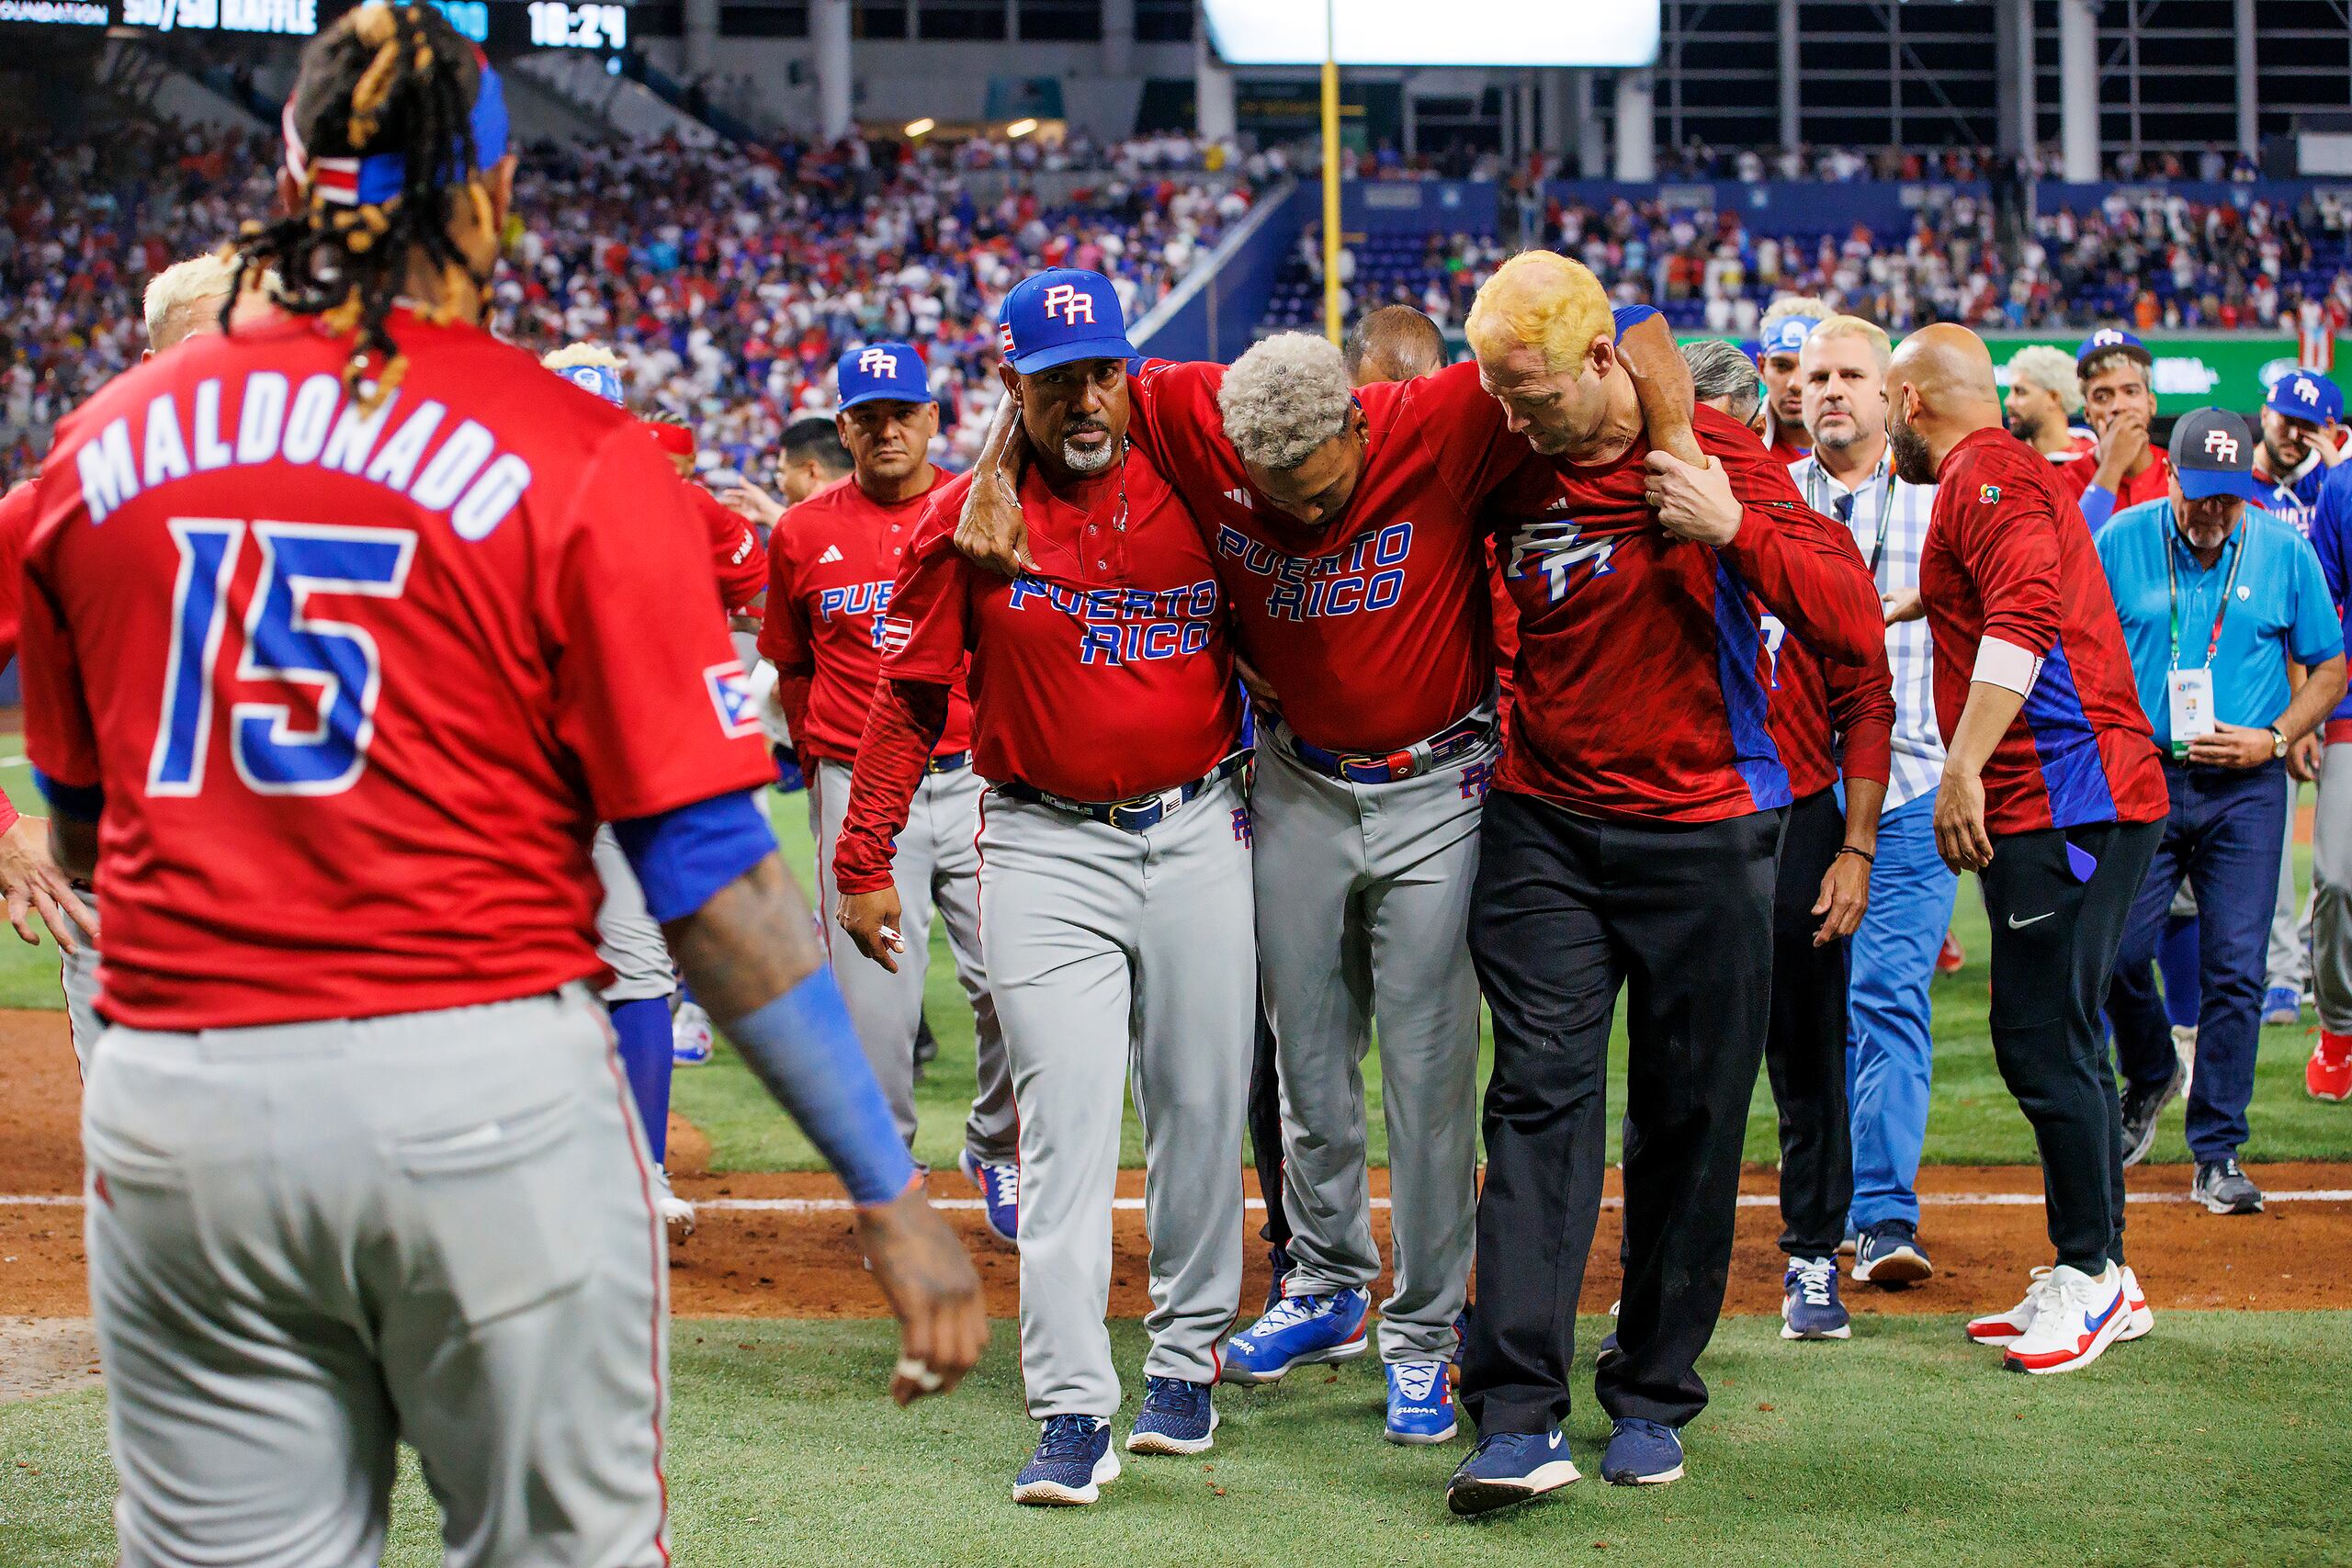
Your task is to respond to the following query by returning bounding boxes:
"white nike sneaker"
[652,1164,696,1242]
[2004,1264,2129,1375]
[1964,1266,2054,1348]
[2116,1264,2154,1342]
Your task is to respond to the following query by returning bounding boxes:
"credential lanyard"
[1805,455,1897,581]
[2165,526,2246,671]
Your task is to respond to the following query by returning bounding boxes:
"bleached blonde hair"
[1465,251,1614,375]
[142,254,240,350]
[1759,294,1833,341]
[1217,333,1354,471]
[540,342,625,373]
[1805,314,1894,372]
[2005,344,2086,413]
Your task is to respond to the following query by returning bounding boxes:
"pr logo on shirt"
[1458,760,1495,800]
[1978,484,2003,503]
[1230,806,1253,844]
[704,660,763,739]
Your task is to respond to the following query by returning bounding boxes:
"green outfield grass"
[4,1313,2345,1567]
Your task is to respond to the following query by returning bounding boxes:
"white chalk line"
[6,1190,2350,1214]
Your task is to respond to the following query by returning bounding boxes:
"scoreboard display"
[0,0,627,48]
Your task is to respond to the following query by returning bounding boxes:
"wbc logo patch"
[705,660,763,739]
[1978,483,2002,503]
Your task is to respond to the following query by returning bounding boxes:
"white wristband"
[1973,636,2044,697]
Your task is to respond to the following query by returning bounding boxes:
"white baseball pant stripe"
[1256,729,1487,1361]
[979,774,1255,1418]
[809,759,1013,1164]
[82,984,670,1568]
[593,825,678,1004]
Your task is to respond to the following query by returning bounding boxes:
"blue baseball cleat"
[1445,1429,1580,1517]
[957,1148,1018,1247]
[1781,1256,1852,1340]
[1600,1418,1685,1485]
[1013,1415,1118,1506]
[1126,1376,1218,1456]
[1384,1360,1457,1445]
[1262,1242,1294,1314]
[1219,1286,1372,1383]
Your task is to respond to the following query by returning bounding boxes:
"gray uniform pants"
[593,826,676,1003]
[82,985,669,1568]
[1256,728,1487,1361]
[979,774,1255,1418]
[809,759,1013,1164]
[2312,742,2352,1031]
[60,891,102,1074]
[2267,775,2311,996]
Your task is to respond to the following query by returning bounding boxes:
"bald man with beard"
[1888,323,2167,1376]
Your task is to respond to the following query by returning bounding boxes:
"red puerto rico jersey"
[689,483,770,613]
[1481,404,1885,822]
[873,453,1240,804]
[1126,359,1530,752]
[2044,431,2097,462]
[1763,426,1809,466]
[1764,620,1895,800]
[19,308,774,1031]
[0,482,32,836]
[757,470,973,764]
[2054,446,2172,512]
[1919,427,2169,836]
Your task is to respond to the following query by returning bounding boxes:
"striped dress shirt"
[1789,447,1946,810]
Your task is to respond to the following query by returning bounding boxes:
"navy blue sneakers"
[1013,1415,1118,1506]
[1384,1360,1457,1445]
[1219,1286,1372,1383]
[1125,1376,1218,1456]
[1600,1417,1685,1485]
[1445,1429,1580,1516]
[1850,1218,1933,1287]
[1781,1255,1852,1340]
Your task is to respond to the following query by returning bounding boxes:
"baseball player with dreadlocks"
[18,8,982,1560]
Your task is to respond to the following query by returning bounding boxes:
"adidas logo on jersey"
[818,544,845,564]
[1224,488,1252,510]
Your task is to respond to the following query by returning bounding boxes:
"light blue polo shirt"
[2095,500,2345,748]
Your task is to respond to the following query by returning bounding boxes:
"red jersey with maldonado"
[18,309,775,1032]
[1918,427,2168,835]
[874,453,1241,804]
[757,471,973,763]
[1481,404,1885,822]
[1127,359,1532,752]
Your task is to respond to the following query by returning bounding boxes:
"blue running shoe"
[2263,986,2302,1028]
[1781,1256,1852,1340]
[1385,1360,1457,1445]
[1219,1286,1372,1383]
[1600,1418,1684,1485]
[1013,1415,1118,1506]
[957,1148,1018,1247]
[1126,1376,1218,1456]
[1851,1218,1933,1288]
[1445,1429,1579,1517]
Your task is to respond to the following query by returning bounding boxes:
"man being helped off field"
[953,288,1703,1448]
[836,268,1255,1506]
[20,11,981,1562]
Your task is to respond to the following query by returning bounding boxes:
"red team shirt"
[1481,404,1885,821]
[1126,360,1528,752]
[0,482,34,837]
[2055,446,2173,513]
[757,471,974,762]
[688,483,771,613]
[833,450,1241,894]
[1768,630,1895,799]
[1917,427,2168,836]
[19,309,775,1030]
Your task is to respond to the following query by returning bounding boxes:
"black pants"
[1246,999,1292,1252]
[1981,818,2163,1275]
[1764,789,1855,1259]
[1462,790,1781,1436]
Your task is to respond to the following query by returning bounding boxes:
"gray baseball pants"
[82,983,670,1568]
[979,774,1255,1418]
[809,759,1013,1164]
[2267,775,2311,998]
[1257,729,1487,1362]
[60,891,102,1074]
[592,825,675,1003]
[2312,741,2352,1032]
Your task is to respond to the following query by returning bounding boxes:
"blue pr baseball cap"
[2168,408,2262,502]
[837,341,936,409]
[2076,326,2153,372]
[2266,367,2345,427]
[1758,316,1814,357]
[998,268,1136,375]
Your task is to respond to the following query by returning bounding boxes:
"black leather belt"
[998,752,1250,833]
[1286,709,1495,784]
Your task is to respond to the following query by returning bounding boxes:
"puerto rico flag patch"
[1979,483,2002,503]
[877,615,914,655]
[705,660,763,739]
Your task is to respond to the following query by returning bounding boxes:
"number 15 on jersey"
[150,518,416,798]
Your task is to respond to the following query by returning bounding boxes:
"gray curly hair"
[1680,338,1762,423]
[1217,333,1354,471]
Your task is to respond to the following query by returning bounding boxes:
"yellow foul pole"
[1321,0,1341,344]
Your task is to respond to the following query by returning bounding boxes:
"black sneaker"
[2191,1157,2264,1214]
[2119,1059,2186,1169]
